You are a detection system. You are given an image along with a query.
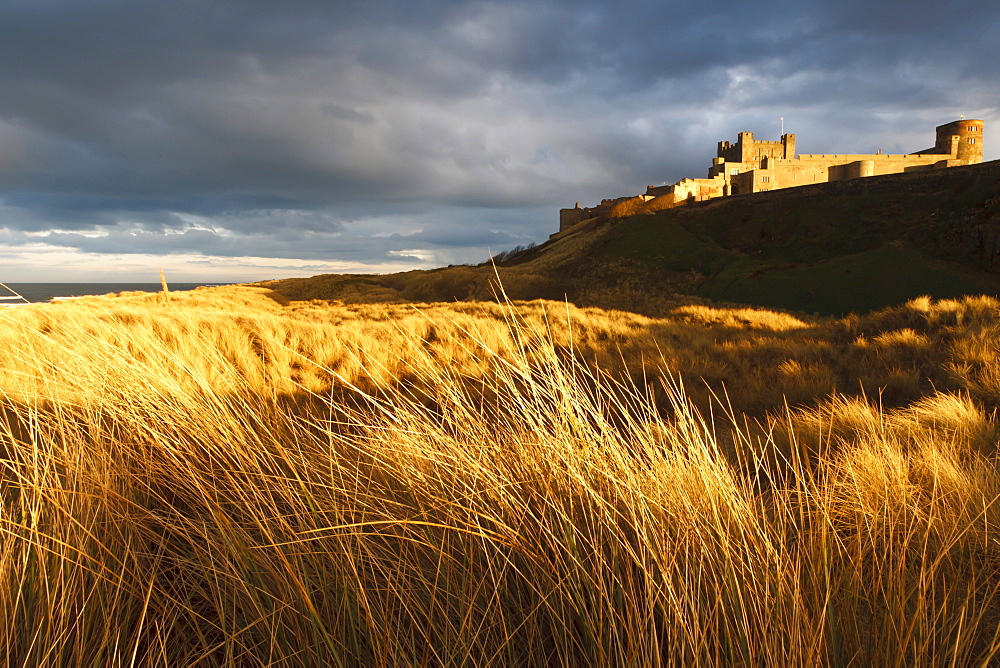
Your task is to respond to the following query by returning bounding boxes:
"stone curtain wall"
[558,120,984,234]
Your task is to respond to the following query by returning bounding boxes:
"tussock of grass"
[1,288,1000,663]
[6,287,1000,415]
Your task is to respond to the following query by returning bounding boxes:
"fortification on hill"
[559,119,985,234]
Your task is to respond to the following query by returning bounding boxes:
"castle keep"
[559,119,984,233]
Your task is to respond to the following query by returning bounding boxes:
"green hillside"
[263,160,1000,316]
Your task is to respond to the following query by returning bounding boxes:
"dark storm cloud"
[0,0,996,275]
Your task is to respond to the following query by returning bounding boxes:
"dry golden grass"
[1,287,1000,664]
[607,195,680,218]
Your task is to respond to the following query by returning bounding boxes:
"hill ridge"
[263,159,1000,316]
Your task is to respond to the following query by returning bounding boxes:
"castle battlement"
[557,119,984,235]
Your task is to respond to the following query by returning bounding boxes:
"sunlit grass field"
[2,285,1000,664]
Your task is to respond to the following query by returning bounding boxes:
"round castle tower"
[935,119,984,163]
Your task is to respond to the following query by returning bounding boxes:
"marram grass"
[0,288,999,665]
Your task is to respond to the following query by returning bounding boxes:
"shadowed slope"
[263,160,1000,316]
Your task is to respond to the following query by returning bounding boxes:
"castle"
[559,119,985,233]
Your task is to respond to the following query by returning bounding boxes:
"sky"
[0,0,997,282]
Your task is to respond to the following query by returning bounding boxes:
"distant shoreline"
[0,282,231,304]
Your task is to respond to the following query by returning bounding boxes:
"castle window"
[730,168,739,175]
[969,125,978,131]
[969,138,977,144]
[761,176,771,183]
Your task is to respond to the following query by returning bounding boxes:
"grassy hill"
[263,159,1000,316]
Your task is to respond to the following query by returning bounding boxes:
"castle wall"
[670,175,727,202]
[557,119,984,233]
[645,183,674,198]
[709,159,749,179]
[559,207,591,232]
[757,153,965,191]
[559,194,639,231]
[730,169,780,195]
[730,152,967,195]
[765,162,827,190]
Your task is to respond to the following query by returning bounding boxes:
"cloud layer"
[0,0,997,280]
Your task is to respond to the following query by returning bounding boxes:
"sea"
[0,283,232,305]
